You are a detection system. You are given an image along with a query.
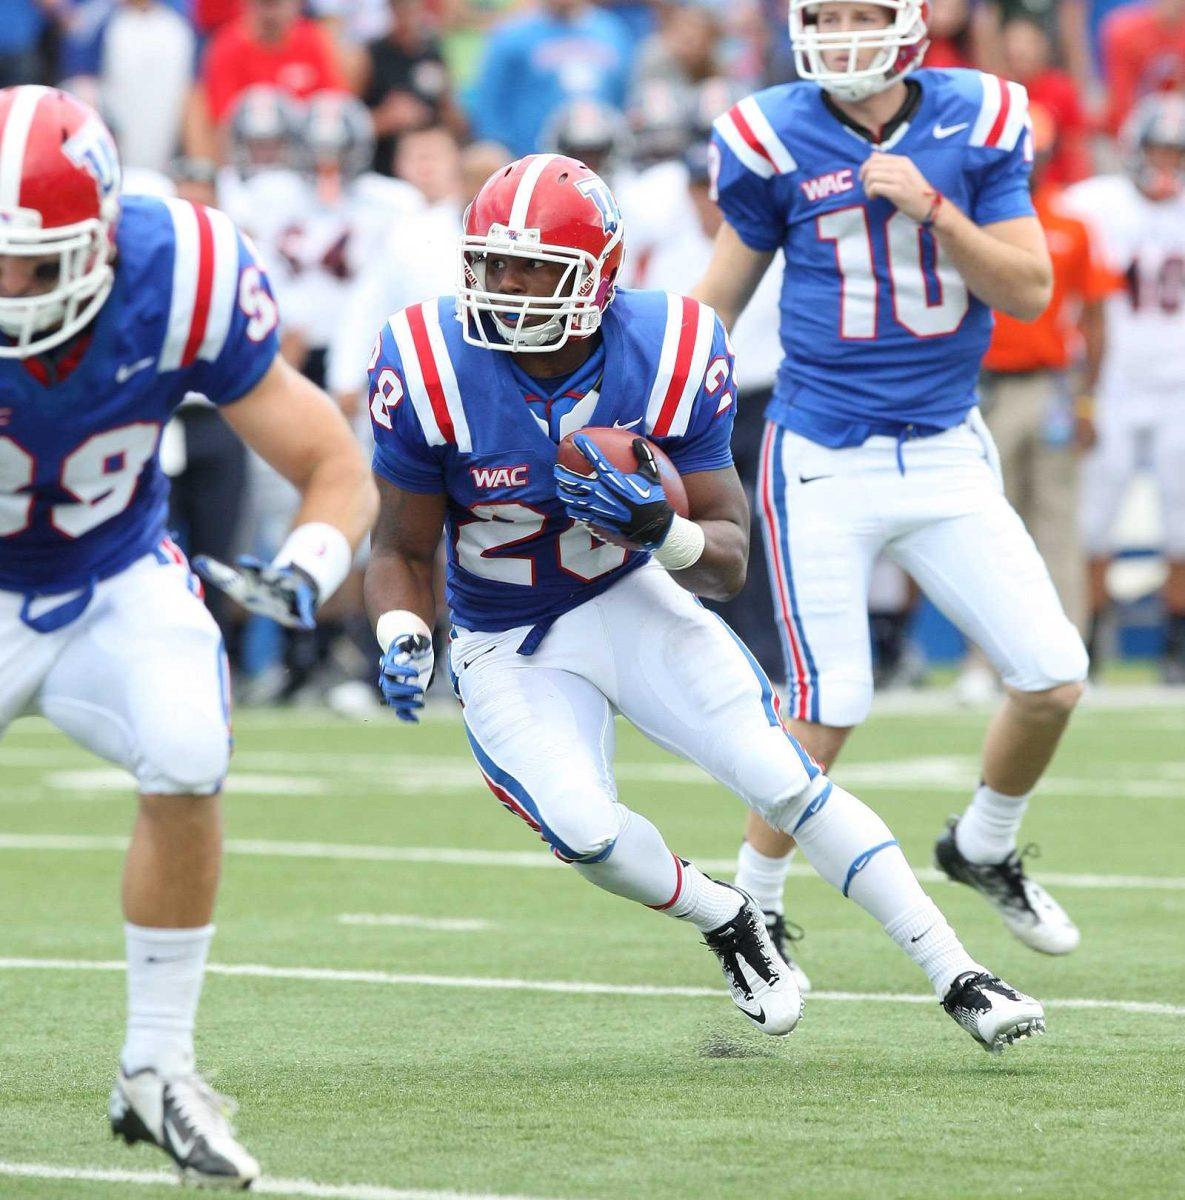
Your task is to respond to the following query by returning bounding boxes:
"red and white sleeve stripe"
[387,301,472,452]
[712,96,797,180]
[159,198,241,372]
[969,74,1030,152]
[645,295,717,440]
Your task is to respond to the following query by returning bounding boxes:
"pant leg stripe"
[768,426,820,723]
[758,424,808,716]
[466,726,585,861]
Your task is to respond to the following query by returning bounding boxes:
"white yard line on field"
[3,744,1182,798]
[338,914,492,932]
[0,1161,565,1200]
[0,957,1182,1017]
[1,832,1184,891]
[45,770,327,795]
[8,834,1185,891]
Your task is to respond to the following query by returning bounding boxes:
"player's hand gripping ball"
[554,428,689,550]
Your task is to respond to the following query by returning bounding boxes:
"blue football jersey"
[712,69,1035,446]
[368,290,736,634]
[0,194,280,594]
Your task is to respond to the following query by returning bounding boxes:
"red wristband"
[920,190,944,229]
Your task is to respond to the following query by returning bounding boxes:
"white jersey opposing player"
[1062,95,1185,682]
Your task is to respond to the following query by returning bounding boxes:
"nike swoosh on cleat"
[933,122,970,140]
[165,1120,197,1162]
[735,1003,767,1024]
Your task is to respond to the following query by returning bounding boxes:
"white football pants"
[449,564,822,865]
[757,415,1088,727]
[0,543,231,795]
[1079,396,1185,558]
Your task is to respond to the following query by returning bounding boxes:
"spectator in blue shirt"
[467,0,634,156]
[1,0,52,86]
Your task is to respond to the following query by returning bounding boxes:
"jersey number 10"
[817,206,969,338]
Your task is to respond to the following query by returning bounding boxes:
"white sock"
[955,783,1030,864]
[785,782,980,991]
[666,861,745,932]
[571,807,742,932]
[884,903,985,999]
[122,923,214,1079]
[734,840,795,914]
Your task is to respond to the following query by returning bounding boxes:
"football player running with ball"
[366,152,1044,1054]
[694,1,1089,975]
[0,88,376,1187]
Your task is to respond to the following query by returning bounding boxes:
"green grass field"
[1,696,1183,1200]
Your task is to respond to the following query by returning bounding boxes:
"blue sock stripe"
[464,726,587,862]
[791,780,832,833]
[841,839,899,898]
[769,426,820,723]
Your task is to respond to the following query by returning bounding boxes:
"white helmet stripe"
[0,85,51,211]
[508,153,558,230]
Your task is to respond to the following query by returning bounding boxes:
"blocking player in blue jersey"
[366,151,1046,1053]
[0,87,377,1185]
[693,0,1089,972]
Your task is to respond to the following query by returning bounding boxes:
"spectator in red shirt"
[202,0,345,125]
[1002,16,1093,184]
[1101,0,1185,133]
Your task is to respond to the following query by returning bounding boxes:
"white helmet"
[789,0,930,103]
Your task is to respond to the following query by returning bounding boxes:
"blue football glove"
[193,554,318,630]
[553,433,675,549]
[378,632,435,722]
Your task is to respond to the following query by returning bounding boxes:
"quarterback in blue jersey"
[693,1,1089,968]
[0,87,377,1185]
[366,152,1046,1052]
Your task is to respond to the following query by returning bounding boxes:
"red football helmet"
[457,153,625,353]
[0,86,121,358]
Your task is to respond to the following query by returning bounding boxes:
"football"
[556,425,690,517]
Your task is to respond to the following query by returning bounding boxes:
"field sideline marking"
[0,1160,564,1200]
[1,833,1182,892]
[0,957,1181,1018]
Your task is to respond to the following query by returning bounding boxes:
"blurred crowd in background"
[5,0,1185,707]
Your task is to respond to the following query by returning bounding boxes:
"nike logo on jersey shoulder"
[612,416,643,430]
[932,122,970,140]
[115,356,156,383]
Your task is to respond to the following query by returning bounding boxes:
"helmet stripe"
[0,85,50,211]
[508,153,558,230]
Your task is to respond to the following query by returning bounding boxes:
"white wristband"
[376,609,432,654]
[651,514,706,571]
[272,522,352,604]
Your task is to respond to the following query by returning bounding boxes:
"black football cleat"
[942,970,1046,1054]
[703,886,803,1036]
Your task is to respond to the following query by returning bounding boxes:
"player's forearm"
[664,517,748,601]
[290,451,379,552]
[932,202,1052,321]
[364,551,437,634]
